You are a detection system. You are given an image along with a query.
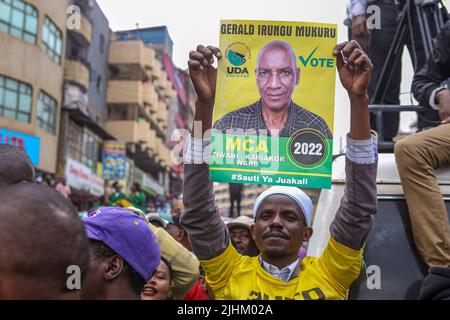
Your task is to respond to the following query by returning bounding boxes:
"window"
[37,91,57,134]
[0,0,38,44]
[41,16,62,64]
[81,128,101,172]
[99,33,105,54]
[67,120,101,172]
[0,75,32,123]
[96,75,102,94]
[90,69,97,83]
[67,120,83,162]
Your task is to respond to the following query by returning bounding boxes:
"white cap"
[126,206,149,223]
[253,186,313,226]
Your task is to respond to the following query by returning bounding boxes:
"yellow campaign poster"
[210,20,337,189]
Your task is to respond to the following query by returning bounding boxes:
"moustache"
[263,231,290,240]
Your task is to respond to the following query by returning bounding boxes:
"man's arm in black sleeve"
[180,139,230,261]
[412,21,450,108]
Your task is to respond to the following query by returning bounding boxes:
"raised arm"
[180,45,230,260]
[330,41,378,250]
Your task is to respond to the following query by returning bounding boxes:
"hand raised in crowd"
[333,40,373,98]
[436,89,450,124]
[351,15,369,39]
[188,45,222,135]
[188,45,222,104]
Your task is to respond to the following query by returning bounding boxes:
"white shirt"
[260,257,300,282]
[345,0,368,26]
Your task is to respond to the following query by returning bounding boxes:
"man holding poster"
[208,20,339,189]
[213,40,332,139]
[182,39,377,300]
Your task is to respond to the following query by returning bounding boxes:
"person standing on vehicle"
[395,21,450,270]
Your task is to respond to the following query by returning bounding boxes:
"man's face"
[166,223,183,242]
[229,226,254,255]
[81,245,106,299]
[252,195,311,261]
[256,45,300,112]
[0,275,78,300]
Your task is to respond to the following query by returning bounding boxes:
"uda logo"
[225,42,251,77]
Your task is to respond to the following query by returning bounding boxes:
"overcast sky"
[97,0,351,68]
[97,0,447,151]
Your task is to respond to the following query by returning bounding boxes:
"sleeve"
[345,0,368,26]
[315,136,377,289]
[316,237,364,290]
[349,0,367,17]
[150,224,200,300]
[199,243,244,297]
[412,21,450,109]
[139,192,146,206]
[330,135,378,250]
[180,135,230,260]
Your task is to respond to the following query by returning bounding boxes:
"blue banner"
[0,128,40,165]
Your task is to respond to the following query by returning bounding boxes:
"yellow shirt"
[201,237,363,300]
[149,224,200,300]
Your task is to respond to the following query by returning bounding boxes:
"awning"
[142,187,157,197]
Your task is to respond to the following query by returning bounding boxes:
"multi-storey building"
[0,0,68,175]
[115,26,174,58]
[106,38,175,196]
[57,0,111,207]
[114,26,198,196]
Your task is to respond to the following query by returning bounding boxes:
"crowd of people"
[0,0,449,300]
[0,39,379,300]
[33,166,174,219]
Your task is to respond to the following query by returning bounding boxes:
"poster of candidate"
[210,20,337,189]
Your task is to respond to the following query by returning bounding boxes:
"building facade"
[106,38,174,197]
[1,2,191,206]
[114,27,198,196]
[0,0,68,174]
[57,0,111,208]
[115,26,174,58]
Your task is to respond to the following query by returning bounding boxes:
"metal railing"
[369,104,430,152]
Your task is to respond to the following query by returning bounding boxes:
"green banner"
[210,133,333,189]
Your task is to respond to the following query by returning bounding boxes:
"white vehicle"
[308,153,450,299]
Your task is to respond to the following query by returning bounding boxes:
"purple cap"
[82,207,160,282]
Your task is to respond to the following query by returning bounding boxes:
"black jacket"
[419,267,450,300]
[412,21,450,109]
